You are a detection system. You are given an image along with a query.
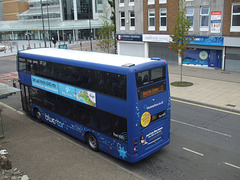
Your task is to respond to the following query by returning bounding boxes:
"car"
[0,45,5,52]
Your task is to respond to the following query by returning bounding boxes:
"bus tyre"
[35,109,42,123]
[86,133,98,151]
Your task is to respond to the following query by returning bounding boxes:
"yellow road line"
[0,102,17,112]
[0,102,24,115]
[172,99,240,116]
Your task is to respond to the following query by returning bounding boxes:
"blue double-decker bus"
[17,48,170,163]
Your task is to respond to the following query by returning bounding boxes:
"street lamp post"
[47,0,51,47]
[40,0,46,47]
[88,0,92,51]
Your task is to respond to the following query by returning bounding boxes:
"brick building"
[223,0,240,72]
[116,0,179,61]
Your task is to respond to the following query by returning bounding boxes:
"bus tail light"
[133,140,138,155]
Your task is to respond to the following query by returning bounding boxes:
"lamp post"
[40,0,46,47]
[88,0,92,51]
[47,0,51,47]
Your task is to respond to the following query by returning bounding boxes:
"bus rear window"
[136,66,166,87]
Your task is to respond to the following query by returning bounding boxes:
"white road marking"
[172,119,232,138]
[223,162,240,170]
[183,147,204,157]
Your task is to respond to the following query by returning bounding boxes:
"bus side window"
[19,58,27,73]
[99,112,112,135]
[31,60,39,75]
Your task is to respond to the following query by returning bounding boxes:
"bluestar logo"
[45,113,64,128]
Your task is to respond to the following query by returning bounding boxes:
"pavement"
[0,40,240,179]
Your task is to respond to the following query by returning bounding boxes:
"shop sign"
[211,11,221,33]
[143,34,172,42]
[190,36,224,46]
[116,34,142,41]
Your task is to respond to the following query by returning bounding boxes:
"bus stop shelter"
[0,82,20,138]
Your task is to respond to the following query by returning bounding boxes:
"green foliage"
[96,3,115,53]
[169,0,193,59]
[97,20,115,53]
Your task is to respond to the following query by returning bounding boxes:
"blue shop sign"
[116,34,142,41]
[190,36,224,46]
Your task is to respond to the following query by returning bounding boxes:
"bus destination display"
[138,81,166,100]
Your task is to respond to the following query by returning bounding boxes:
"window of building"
[95,0,103,13]
[148,0,155,5]
[62,0,74,20]
[129,0,134,6]
[119,0,124,7]
[159,8,167,31]
[120,11,125,30]
[159,0,167,4]
[76,0,93,20]
[231,4,240,32]
[200,6,210,31]
[129,11,135,30]
[186,7,194,31]
[148,9,155,31]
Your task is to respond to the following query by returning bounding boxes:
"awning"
[0,83,20,99]
[0,19,103,32]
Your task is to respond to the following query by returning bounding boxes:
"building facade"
[116,0,146,57]
[116,0,179,61]
[116,0,240,72]
[223,0,240,72]
[2,0,29,21]
[0,0,110,43]
[182,0,225,69]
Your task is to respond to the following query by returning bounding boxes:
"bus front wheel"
[86,133,98,151]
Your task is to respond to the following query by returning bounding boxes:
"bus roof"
[19,48,154,67]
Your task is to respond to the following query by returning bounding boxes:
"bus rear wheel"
[35,109,42,123]
[86,133,98,151]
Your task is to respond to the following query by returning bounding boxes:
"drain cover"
[226,104,236,107]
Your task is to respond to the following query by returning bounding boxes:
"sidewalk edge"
[171,96,240,114]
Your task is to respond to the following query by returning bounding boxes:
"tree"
[96,3,115,53]
[107,0,116,53]
[169,0,194,84]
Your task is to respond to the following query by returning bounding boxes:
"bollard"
[17,45,18,52]
[10,45,12,52]
[34,44,36,48]
[22,45,24,50]
[39,43,41,48]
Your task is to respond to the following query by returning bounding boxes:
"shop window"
[159,8,167,31]
[231,4,240,32]
[148,0,154,5]
[200,6,210,31]
[120,11,125,30]
[186,7,194,31]
[148,9,155,31]
[129,11,135,30]
[159,0,167,4]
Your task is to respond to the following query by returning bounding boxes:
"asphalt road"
[1,93,239,180]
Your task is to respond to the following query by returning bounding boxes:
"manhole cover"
[226,104,236,107]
